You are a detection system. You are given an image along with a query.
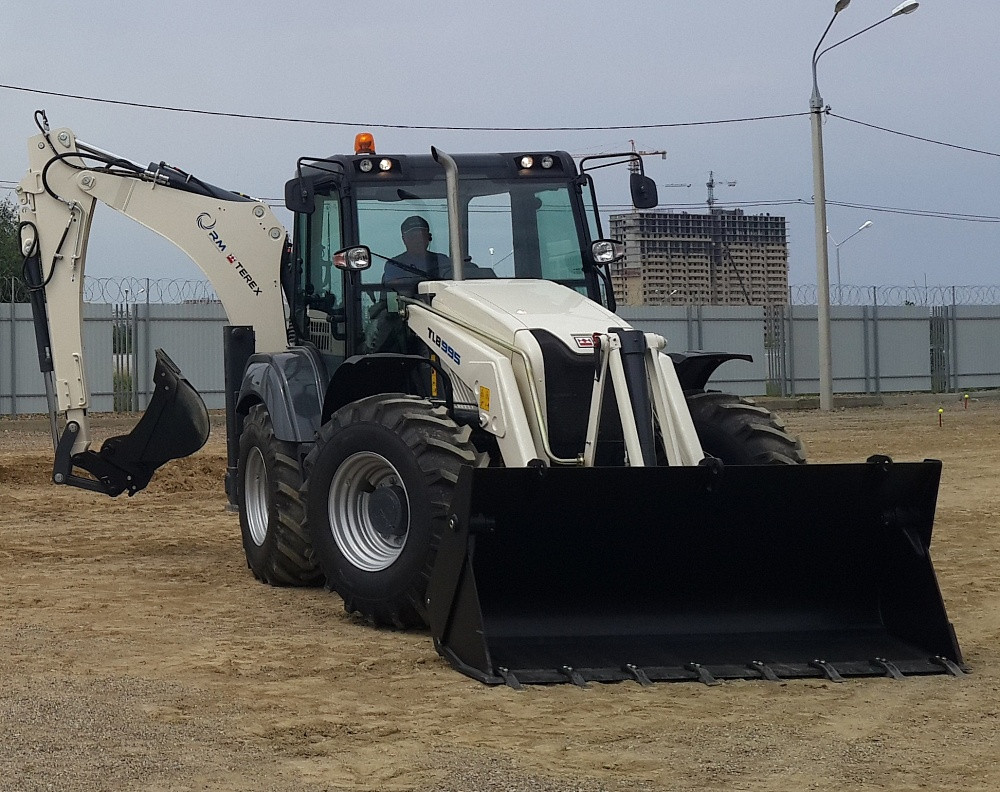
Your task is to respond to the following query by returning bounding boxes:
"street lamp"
[810,0,918,410]
[828,220,873,304]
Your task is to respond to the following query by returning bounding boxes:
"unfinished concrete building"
[609,209,789,306]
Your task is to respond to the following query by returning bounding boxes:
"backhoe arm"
[17,122,288,494]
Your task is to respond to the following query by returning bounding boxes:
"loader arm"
[17,122,288,494]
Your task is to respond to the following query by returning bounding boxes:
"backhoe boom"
[17,123,287,485]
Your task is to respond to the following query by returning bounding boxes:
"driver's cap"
[401,215,430,236]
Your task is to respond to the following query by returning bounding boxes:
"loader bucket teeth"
[427,461,965,686]
[59,349,210,496]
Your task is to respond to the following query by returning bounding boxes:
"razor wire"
[82,277,219,304]
[5,276,1000,308]
[2,276,220,303]
[2,276,219,304]
[788,284,1000,307]
[1,277,29,303]
[83,279,1000,307]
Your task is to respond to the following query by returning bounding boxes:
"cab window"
[301,194,346,355]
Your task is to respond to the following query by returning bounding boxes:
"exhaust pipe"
[430,147,465,280]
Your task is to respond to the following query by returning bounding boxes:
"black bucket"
[427,458,965,686]
[57,349,210,496]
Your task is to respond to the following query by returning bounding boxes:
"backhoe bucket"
[427,459,965,686]
[54,349,210,496]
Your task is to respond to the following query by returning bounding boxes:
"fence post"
[7,277,15,415]
[132,297,141,410]
[949,286,958,394]
[785,303,795,397]
[861,304,871,394]
[142,278,151,409]
[872,288,881,395]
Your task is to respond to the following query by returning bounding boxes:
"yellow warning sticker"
[479,385,491,411]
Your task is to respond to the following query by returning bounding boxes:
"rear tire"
[303,394,487,628]
[685,391,806,465]
[238,404,323,586]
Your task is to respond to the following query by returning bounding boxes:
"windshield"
[355,177,587,293]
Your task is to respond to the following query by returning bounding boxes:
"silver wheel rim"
[328,451,409,572]
[245,447,269,546]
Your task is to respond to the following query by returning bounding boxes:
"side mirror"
[630,173,658,209]
[592,239,625,264]
[333,245,372,271]
[284,177,315,214]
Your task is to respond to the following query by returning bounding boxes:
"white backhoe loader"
[17,111,966,686]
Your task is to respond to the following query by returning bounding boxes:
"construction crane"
[706,171,737,210]
[628,140,666,174]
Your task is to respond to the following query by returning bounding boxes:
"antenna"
[706,171,737,210]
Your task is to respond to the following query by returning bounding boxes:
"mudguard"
[238,347,326,444]
[427,458,965,686]
[668,351,752,393]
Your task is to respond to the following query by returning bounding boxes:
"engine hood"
[419,279,627,352]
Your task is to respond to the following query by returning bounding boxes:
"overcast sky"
[2,1,996,291]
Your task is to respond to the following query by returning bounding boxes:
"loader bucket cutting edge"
[426,461,966,686]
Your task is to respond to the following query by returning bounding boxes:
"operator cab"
[284,134,653,366]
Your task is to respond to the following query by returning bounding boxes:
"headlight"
[519,155,534,169]
[358,159,374,173]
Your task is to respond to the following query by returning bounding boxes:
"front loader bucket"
[427,459,965,686]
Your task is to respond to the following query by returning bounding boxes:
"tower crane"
[706,171,737,210]
[627,140,666,174]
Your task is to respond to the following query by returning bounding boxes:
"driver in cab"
[382,215,452,296]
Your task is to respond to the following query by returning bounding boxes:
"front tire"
[237,404,322,586]
[686,391,806,465]
[303,394,487,628]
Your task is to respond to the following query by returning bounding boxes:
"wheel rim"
[245,447,269,547]
[328,451,410,572]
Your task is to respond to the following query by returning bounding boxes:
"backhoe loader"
[17,111,965,686]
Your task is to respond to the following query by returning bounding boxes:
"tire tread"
[303,395,487,628]
[686,391,806,465]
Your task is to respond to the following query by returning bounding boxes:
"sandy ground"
[1,399,999,792]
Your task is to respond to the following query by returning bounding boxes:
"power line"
[643,198,1000,223]
[0,82,806,132]
[824,198,1000,223]
[6,169,996,223]
[830,113,1000,158]
[2,82,995,157]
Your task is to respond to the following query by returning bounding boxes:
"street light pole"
[810,0,918,410]
[828,220,873,304]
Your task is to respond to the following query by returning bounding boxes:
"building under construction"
[609,209,789,307]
